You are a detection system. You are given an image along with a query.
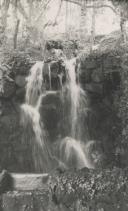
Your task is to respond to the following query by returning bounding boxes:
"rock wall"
[0,50,123,172]
[116,50,128,167]
[0,52,34,172]
[79,52,121,166]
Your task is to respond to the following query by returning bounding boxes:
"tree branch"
[54,0,63,24]
[34,0,52,23]
[13,19,20,49]
[1,0,10,31]
[64,0,118,15]
[13,0,28,20]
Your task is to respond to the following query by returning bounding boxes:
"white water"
[21,58,93,172]
[21,104,50,172]
[65,58,88,139]
[58,58,92,170]
[21,61,52,172]
[60,137,94,169]
[21,104,44,148]
[26,61,43,106]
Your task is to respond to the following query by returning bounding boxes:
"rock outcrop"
[0,46,123,172]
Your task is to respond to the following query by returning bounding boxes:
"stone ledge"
[1,173,51,211]
[11,173,49,191]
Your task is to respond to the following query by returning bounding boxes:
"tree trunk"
[80,1,87,40]
[1,0,10,35]
[120,10,127,43]
[28,0,34,26]
[13,19,20,49]
[90,0,96,52]
[13,0,19,49]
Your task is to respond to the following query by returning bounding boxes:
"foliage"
[48,167,128,210]
[0,0,54,54]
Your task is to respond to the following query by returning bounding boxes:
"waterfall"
[21,57,93,172]
[21,61,52,172]
[60,137,94,169]
[58,58,93,170]
[26,61,43,106]
[65,58,88,139]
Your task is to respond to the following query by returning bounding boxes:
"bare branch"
[13,19,20,49]
[64,0,81,6]
[1,0,10,31]
[54,0,63,24]
[64,0,118,15]
[34,0,52,23]
[11,0,28,20]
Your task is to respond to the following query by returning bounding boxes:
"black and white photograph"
[0,0,128,210]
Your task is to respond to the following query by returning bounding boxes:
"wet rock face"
[39,92,63,141]
[2,80,16,99]
[43,61,67,90]
[0,51,70,172]
[15,75,26,88]
[79,54,121,95]
[78,53,121,166]
[0,50,122,172]
[0,100,28,172]
[0,65,15,99]
[0,53,35,172]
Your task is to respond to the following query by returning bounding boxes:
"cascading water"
[65,58,88,139]
[21,54,94,172]
[26,61,43,106]
[58,58,93,169]
[60,137,94,169]
[21,61,53,172]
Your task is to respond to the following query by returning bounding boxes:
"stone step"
[1,173,51,211]
[11,173,49,191]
